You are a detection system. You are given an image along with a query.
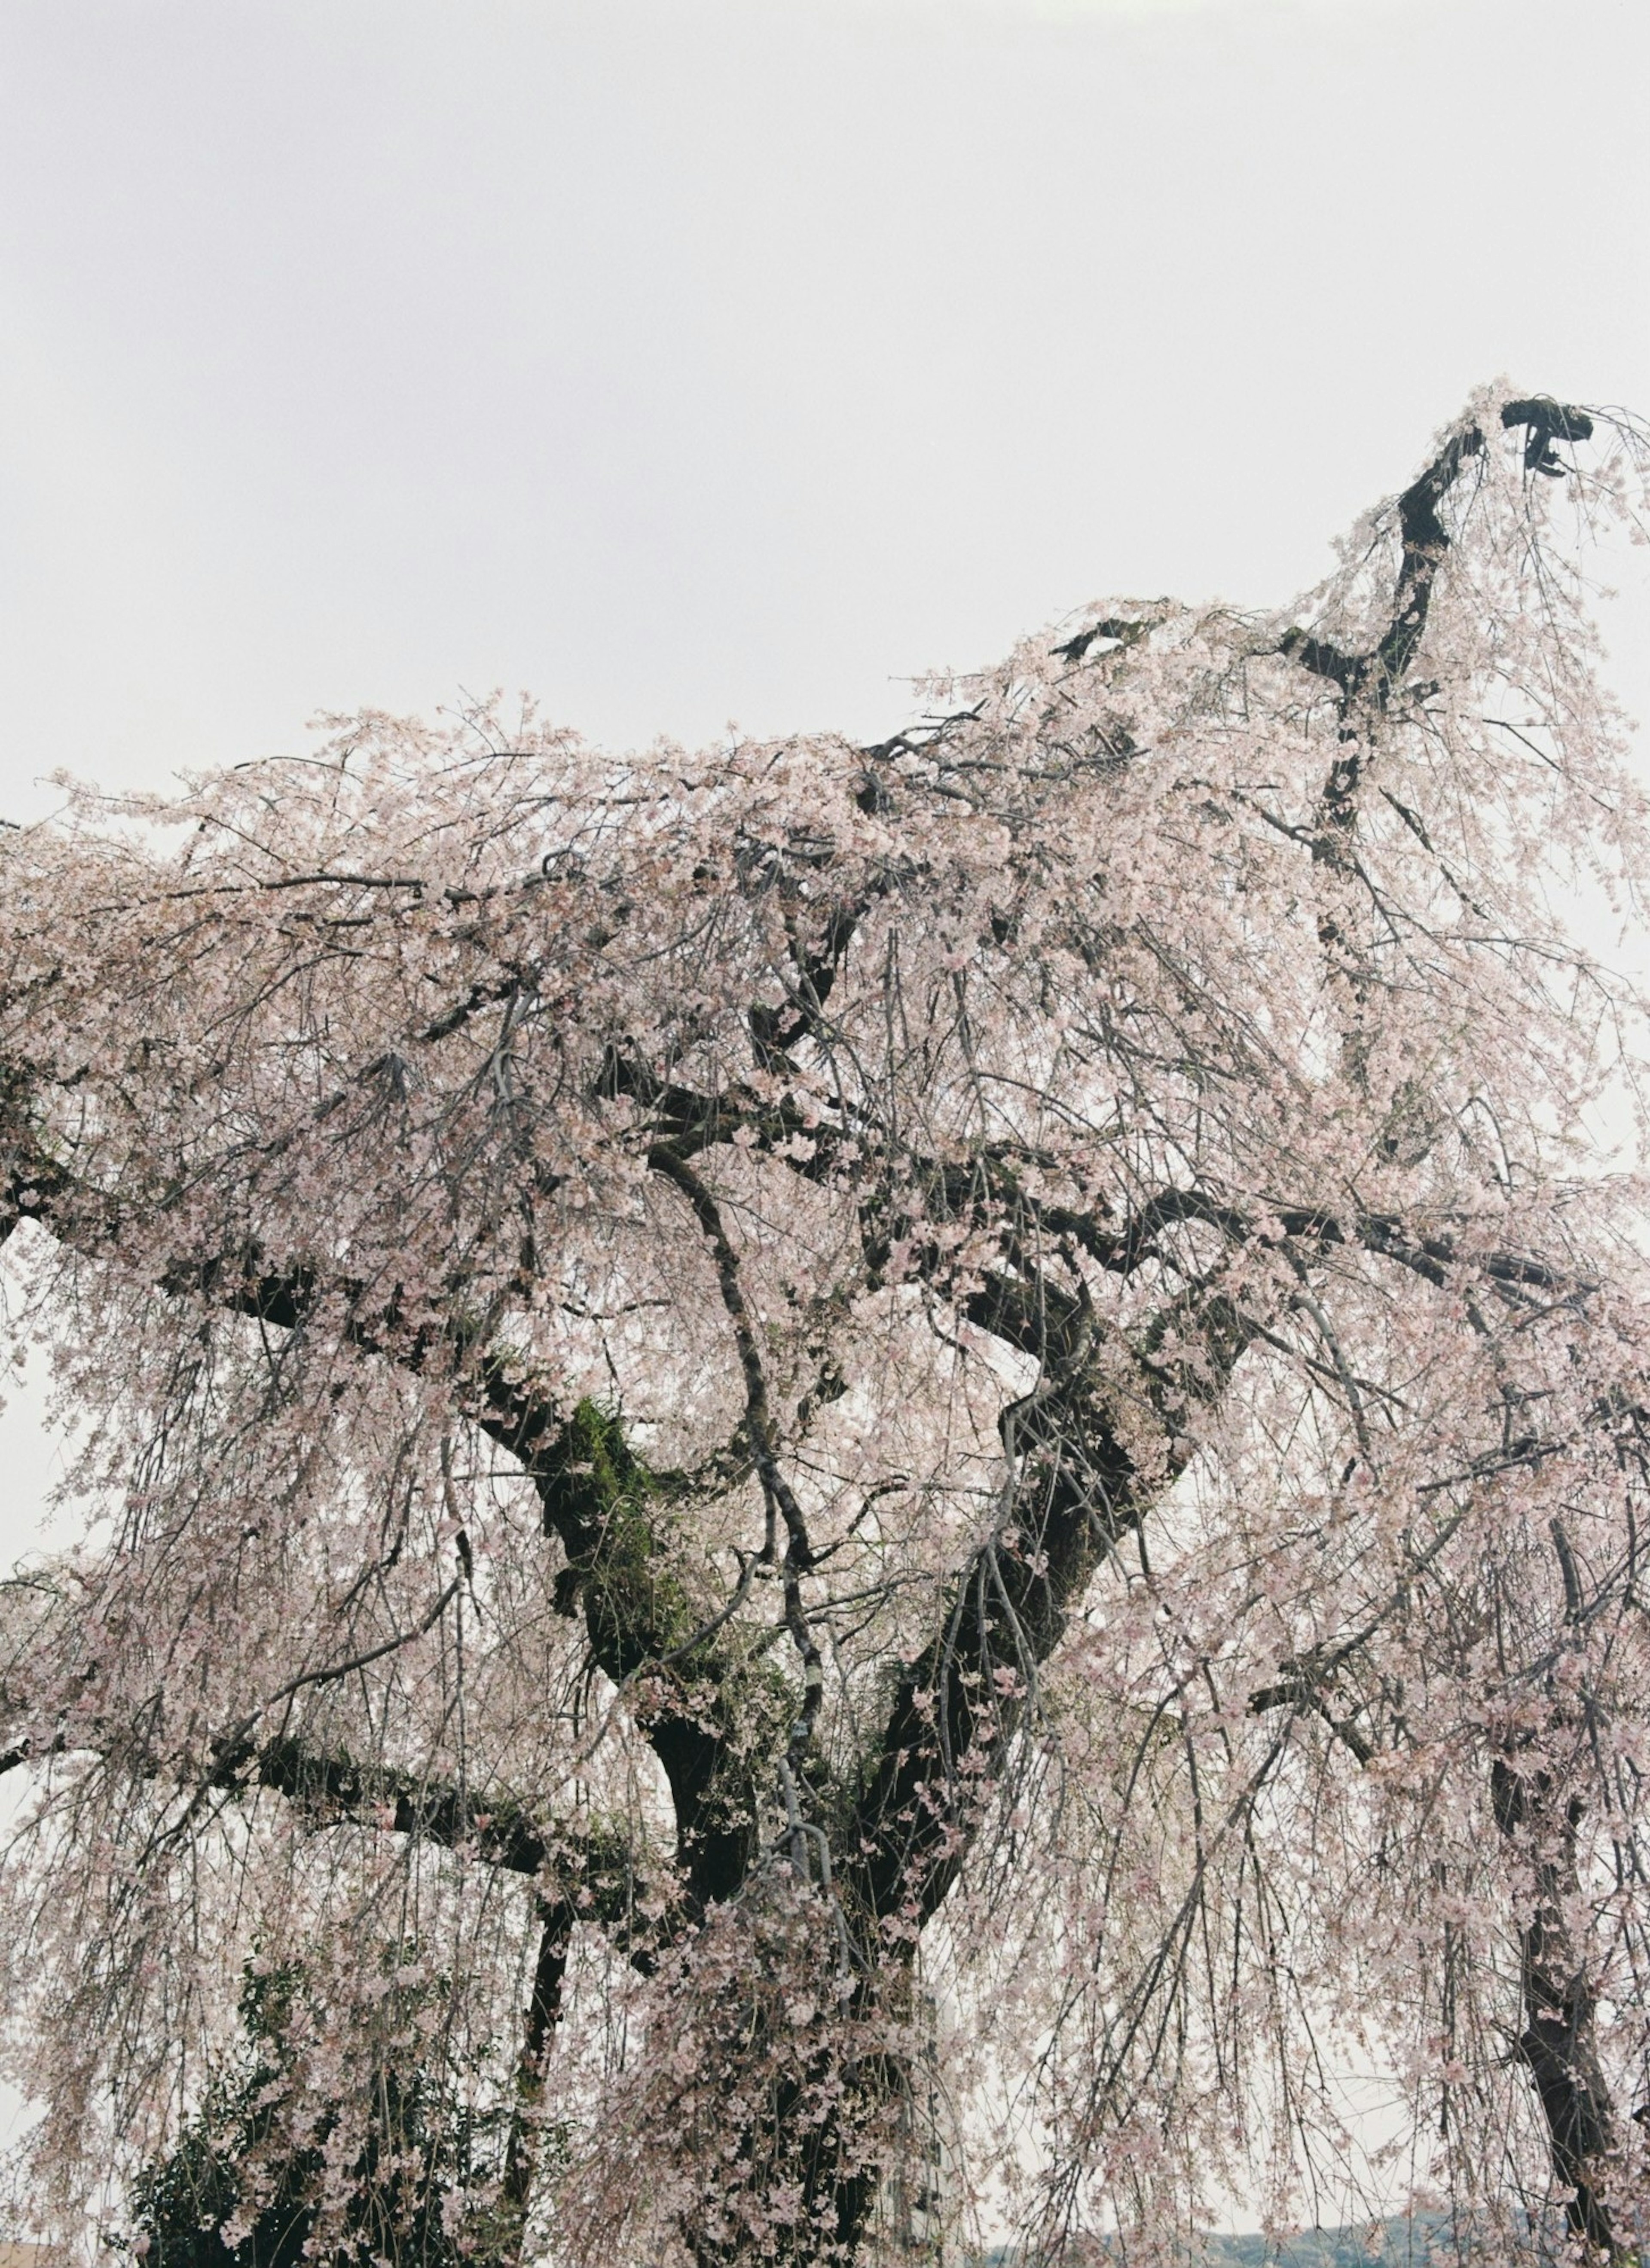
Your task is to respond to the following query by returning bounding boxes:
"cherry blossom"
[2,388,1649,2263]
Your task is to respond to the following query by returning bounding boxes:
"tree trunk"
[499,1897,574,2260]
[1491,1758,1623,2257]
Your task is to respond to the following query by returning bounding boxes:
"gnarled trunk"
[1492,1758,1623,2258]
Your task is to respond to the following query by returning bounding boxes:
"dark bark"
[1490,1758,1621,2257]
[500,1896,575,2249]
[843,1357,1146,1937]
[1280,400,1590,730]
[1279,399,1590,924]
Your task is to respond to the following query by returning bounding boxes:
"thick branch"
[1491,1758,1620,2257]
[1279,398,1592,845]
[0,1721,662,1954]
[842,1251,1257,1942]
[501,1895,575,2243]
[529,1403,787,1909]
[843,1357,1147,1936]
[216,1733,656,1929]
[2,1124,777,1913]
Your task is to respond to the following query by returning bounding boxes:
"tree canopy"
[4,388,1650,2263]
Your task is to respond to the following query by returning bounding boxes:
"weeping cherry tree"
[3,388,1650,2263]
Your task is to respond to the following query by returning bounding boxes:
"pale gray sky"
[0,0,1647,2207]
[1,0,1646,815]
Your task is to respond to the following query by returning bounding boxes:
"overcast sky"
[2,0,1647,818]
[1,0,1647,2206]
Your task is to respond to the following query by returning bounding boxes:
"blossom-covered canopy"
[3,390,1649,2263]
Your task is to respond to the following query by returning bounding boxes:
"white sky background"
[0,0,1648,2228]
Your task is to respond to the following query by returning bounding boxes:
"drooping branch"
[0,1721,664,1953]
[501,1895,576,2247]
[0,1118,784,1912]
[1494,1757,1620,2256]
[1279,421,1484,722]
[1279,398,1592,855]
[1249,1522,1632,2253]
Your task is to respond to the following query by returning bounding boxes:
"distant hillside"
[1193,2228,1459,2266]
[1200,2226,1452,2266]
[973,2217,1570,2266]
